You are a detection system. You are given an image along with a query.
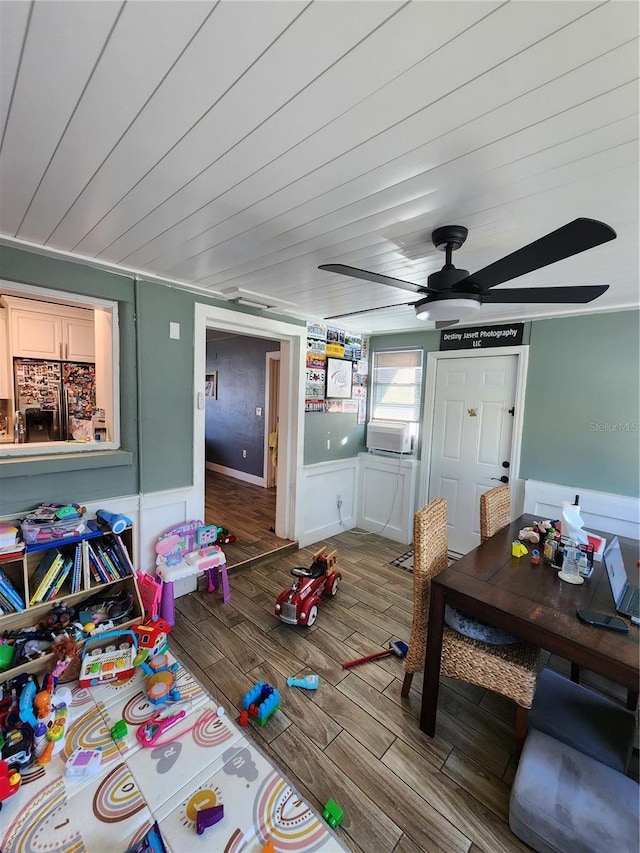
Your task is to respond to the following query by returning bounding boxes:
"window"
[370,349,423,426]
[0,280,120,457]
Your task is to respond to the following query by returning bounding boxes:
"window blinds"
[371,349,423,422]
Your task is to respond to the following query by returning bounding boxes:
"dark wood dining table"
[421,513,640,736]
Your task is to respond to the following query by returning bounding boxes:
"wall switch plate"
[169,322,180,340]
[256,407,262,417]
[242,449,247,458]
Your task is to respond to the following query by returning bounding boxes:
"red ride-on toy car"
[275,548,341,627]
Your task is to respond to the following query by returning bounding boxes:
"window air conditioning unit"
[366,420,413,454]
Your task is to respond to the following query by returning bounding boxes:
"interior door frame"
[264,351,280,489]
[194,303,305,542]
[418,345,529,520]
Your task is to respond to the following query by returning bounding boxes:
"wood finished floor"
[204,468,296,568]
[171,524,638,853]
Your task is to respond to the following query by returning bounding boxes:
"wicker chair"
[401,497,541,748]
[480,484,511,542]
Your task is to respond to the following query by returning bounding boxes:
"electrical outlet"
[242,449,247,458]
[336,495,343,509]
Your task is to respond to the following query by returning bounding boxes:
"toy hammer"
[342,640,408,669]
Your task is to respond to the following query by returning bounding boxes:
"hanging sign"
[440,323,524,351]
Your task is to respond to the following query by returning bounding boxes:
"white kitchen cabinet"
[5,298,95,362]
[0,307,9,397]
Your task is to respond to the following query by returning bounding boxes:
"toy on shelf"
[275,547,341,627]
[0,759,21,811]
[45,603,77,632]
[242,681,280,727]
[42,634,78,693]
[79,629,138,688]
[322,798,344,829]
[286,674,319,690]
[96,509,132,535]
[196,803,224,834]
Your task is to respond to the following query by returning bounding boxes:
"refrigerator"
[14,358,96,442]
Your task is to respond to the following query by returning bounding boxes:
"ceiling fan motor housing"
[427,265,470,291]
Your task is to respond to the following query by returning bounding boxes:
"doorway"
[420,347,528,555]
[193,303,306,548]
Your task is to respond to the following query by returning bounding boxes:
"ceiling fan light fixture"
[415,296,481,321]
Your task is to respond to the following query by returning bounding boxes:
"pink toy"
[137,571,163,620]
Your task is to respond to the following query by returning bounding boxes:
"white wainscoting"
[357,452,419,544]
[524,480,640,539]
[298,458,359,548]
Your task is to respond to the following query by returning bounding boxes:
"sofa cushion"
[510,729,639,853]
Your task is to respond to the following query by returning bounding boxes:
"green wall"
[0,245,305,515]
[520,311,640,497]
[303,412,365,464]
[0,246,139,513]
[370,313,639,498]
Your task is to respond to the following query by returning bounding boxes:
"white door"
[428,354,518,555]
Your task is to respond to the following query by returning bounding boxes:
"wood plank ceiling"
[0,0,638,333]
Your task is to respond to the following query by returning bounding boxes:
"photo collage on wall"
[305,322,369,423]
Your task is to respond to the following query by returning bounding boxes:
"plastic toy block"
[110,720,128,740]
[195,804,224,834]
[512,541,528,558]
[287,674,319,690]
[322,798,344,829]
[241,681,281,726]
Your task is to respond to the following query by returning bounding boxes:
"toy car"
[275,548,341,627]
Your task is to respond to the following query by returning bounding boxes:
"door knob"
[491,475,509,483]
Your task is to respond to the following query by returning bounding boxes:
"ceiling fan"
[319,218,616,327]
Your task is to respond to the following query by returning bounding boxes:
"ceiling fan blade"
[319,263,430,295]
[435,320,459,328]
[456,219,616,291]
[325,301,415,319]
[480,284,608,304]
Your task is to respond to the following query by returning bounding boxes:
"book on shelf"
[87,542,111,584]
[70,543,83,594]
[109,533,135,577]
[30,548,64,604]
[45,555,74,601]
[0,564,25,612]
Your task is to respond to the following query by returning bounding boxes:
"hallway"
[204,469,297,569]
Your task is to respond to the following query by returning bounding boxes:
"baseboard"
[206,461,266,487]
